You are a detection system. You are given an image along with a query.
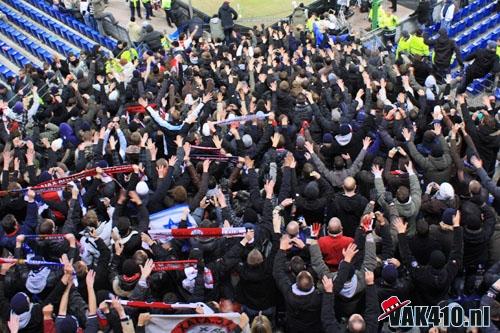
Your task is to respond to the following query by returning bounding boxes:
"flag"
[313,22,323,47]
[149,204,196,231]
[145,313,245,333]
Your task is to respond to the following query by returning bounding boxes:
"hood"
[428,156,451,171]
[220,2,231,11]
[396,199,418,217]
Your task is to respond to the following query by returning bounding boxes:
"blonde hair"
[251,314,272,333]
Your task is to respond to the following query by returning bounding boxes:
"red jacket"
[318,234,353,270]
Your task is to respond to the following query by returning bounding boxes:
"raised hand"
[322,275,334,293]
[86,269,96,288]
[311,223,321,238]
[371,164,383,178]
[342,243,358,263]
[393,217,407,234]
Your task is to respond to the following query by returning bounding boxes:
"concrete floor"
[105,0,414,37]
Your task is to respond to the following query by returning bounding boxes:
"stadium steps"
[0,2,80,57]
[20,0,116,50]
[0,20,59,64]
[0,31,43,67]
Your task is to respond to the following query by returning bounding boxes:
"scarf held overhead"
[149,227,246,240]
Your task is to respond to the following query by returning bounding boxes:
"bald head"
[343,176,356,193]
[287,221,300,237]
[327,217,342,235]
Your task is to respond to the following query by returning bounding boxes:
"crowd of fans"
[0,0,499,332]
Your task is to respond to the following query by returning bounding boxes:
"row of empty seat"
[0,64,16,82]
[0,40,35,69]
[21,0,116,50]
[0,3,78,57]
[1,0,95,52]
[426,0,496,36]
[450,2,497,39]
[0,21,53,63]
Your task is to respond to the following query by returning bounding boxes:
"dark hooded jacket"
[327,192,368,238]
[461,102,500,175]
[425,29,463,68]
[273,250,323,333]
[398,227,463,305]
[465,48,499,78]
[218,2,238,29]
[140,25,163,51]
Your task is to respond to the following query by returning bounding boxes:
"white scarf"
[182,267,214,293]
[26,267,51,294]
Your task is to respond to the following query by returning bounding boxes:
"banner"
[149,227,246,240]
[149,204,197,230]
[145,313,246,333]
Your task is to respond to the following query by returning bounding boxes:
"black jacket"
[227,232,279,310]
[322,284,379,333]
[327,193,369,238]
[412,0,432,25]
[463,204,496,267]
[398,226,463,305]
[461,102,500,175]
[140,25,163,51]
[273,250,323,333]
[425,30,463,68]
[218,2,238,29]
[466,48,499,78]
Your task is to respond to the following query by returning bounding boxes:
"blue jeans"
[440,19,451,31]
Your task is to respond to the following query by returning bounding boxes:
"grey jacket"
[374,173,422,236]
[406,135,452,184]
[311,148,367,188]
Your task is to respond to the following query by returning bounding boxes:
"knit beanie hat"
[243,208,258,224]
[121,259,140,282]
[323,133,334,144]
[12,101,24,114]
[381,264,398,284]
[429,250,446,269]
[435,182,454,201]
[10,292,30,315]
[441,208,457,226]
[242,134,253,148]
[304,181,319,199]
[136,181,149,197]
[430,143,444,158]
[56,315,79,333]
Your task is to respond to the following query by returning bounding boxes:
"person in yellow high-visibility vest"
[396,30,411,60]
[305,12,317,33]
[161,0,173,27]
[408,30,430,57]
[379,9,399,44]
[142,0,153,20]
[120,48,139,62]
[129,0,142,19]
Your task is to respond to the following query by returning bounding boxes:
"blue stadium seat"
[0,3,78,58]
[21,0,116,49]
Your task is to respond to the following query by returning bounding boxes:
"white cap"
[136,181,149,196]
[51,138,63,151]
